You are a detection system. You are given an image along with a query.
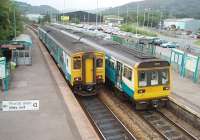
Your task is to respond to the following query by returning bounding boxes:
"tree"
[0,0,23,41]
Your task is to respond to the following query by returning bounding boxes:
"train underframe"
[73,80,104,96]
[135,98,168,110]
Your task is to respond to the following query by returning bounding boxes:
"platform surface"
[0,30,91,140]
[171,70,200,114]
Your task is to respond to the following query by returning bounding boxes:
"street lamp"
[136,4,139,35]
[96,0,98,29]
[13,7,16,39]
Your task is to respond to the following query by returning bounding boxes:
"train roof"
[51,24,165,67]
[40,26,99,55]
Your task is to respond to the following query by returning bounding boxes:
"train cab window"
[139,72,147,87]
[73,59,81,69]
[123,66,132,81]
[161,70,169,85]
[96,58,103,68]
[150,71,159,86]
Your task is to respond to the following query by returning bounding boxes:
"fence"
[111,35,156,56]
[158,48,200,83]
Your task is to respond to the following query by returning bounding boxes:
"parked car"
[153,39,167,46]
[160,42,179,48]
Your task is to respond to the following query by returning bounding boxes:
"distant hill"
[15,1,59,15]
[104,0,200,19]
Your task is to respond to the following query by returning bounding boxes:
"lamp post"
[143,9,146,28]
[136,4,139,35]
[126,5,129,25]
[147,8,150,28]
[96,0,98,29]
[13,7,16,40]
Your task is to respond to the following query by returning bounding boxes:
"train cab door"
[116,61,123,89]
[83,53,95,85]
[85,58,94,83]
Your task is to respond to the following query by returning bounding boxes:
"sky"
[16,0,143,11]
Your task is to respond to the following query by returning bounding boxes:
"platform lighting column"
[88,12,89,24]
[126,5,129,25]
[143,9,146,28]
[117,7,119,25]
[62,0,66,24]
[150,11,154,28]
[159,10,163,32]
[96,0,98,29]
[136,4,139,35]
[13,7,16,39]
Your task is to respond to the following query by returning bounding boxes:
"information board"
[185,54,198,72]
[2,100,39,111]
[0,57,6,79]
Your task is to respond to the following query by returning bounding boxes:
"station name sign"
[1,100,39,111]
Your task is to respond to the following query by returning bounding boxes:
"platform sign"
[185,54,198,72]
[0,57,6,79]
[2,100,39,111]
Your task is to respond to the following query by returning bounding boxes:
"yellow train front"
[133,60,171,109]
[38,25,105,96]
[71,52,105,96]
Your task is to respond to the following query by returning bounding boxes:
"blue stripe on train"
[106,66,116,84]
[65,72,71,81]
[121,81,134,97]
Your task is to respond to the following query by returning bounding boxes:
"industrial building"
[163,18,200,32]
[61,11,103,23]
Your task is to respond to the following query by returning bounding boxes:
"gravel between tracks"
[98,88,163,140]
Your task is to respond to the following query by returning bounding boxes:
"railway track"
[79,96,136,140]
[138,110,198,140]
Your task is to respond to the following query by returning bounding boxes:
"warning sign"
[2,100,39,111]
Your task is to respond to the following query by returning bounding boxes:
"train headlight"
[96,75,103,79]
[138,89,145,94]
[74,77,81,81]
[163,87,170,90]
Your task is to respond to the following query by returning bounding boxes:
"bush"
[120,24,157,37]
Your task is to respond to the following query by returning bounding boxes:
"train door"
[85,58,94,83]
[82,53,96,85]
[116,61,123,89]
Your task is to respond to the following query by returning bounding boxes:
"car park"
[153,39,167,46]
[160,42,179,48]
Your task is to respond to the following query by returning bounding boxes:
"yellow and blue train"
[38,26,105,96]
[50,24,171,109]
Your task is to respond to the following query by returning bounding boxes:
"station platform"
[170,71,200,115]
[0,29,99,140]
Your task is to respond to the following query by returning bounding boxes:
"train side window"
[66,58,68,66]
[139,72,147,87]
[150,71,158,85]
[123,66,132,81]
[73,59,81,69]
[96,58,103,68]
[110,61,115,69]
[161,70,169,85]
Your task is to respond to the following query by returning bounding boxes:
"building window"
[123,66,132,81]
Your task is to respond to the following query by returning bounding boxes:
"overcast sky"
[16,0,143,11]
